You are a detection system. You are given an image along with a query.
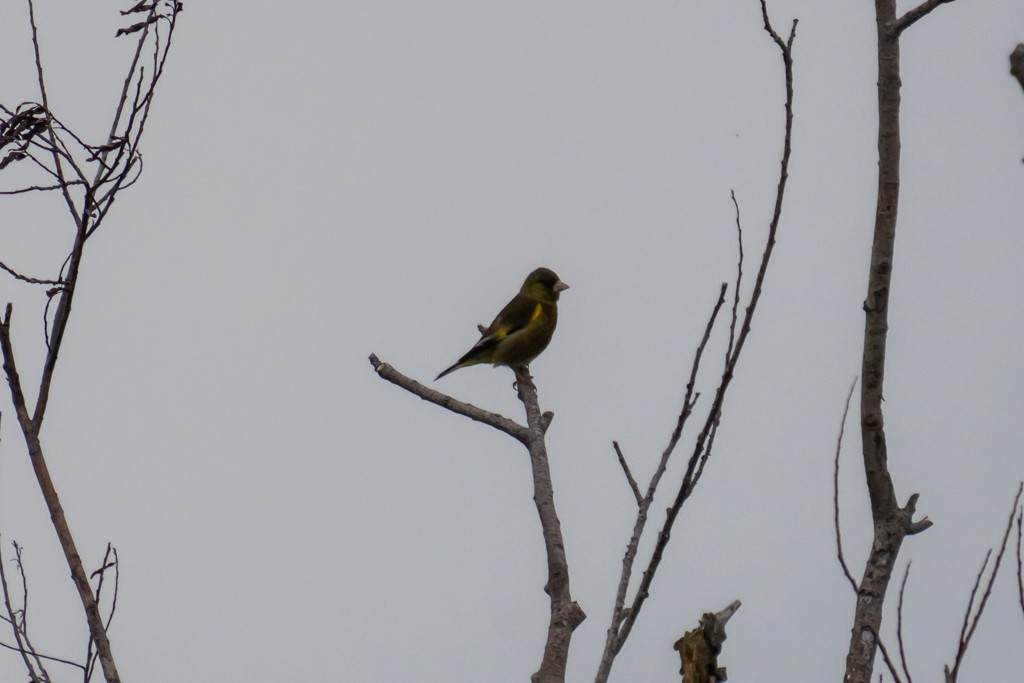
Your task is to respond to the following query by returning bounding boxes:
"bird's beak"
[553,280,569,292]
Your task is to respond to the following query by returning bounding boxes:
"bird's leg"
[513,365,535,388]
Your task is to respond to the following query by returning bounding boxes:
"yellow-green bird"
[436,267,569,381]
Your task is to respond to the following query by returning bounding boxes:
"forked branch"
[594,5,797,680]
[369,356,584,683]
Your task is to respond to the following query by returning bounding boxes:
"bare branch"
[690,409,717,488]
[0,306,34,428]
[86,546,118,683]
[652,283,724,495]
[94,544,120,631]
[896,562,914,683]
[595,284,727,683]
[896,0,957,34]
[0,5,182,683]
[368,354,529,443]
[0,539,44,682]
[516,380,586,683]
[843,1,942,677]
[0,260,64,287]
[612,441,642,506]
[725,190,743,359]
[833,378,858,592]
[1016,505,1024,619]
[875,630,905,683]
[370,349,585,681]
[0,180,85,195]
[596,12,798,679]
[944,482,1023,683]
[0,637,85,671]
[3,309,123,683]
[726,0,796,370]
[632,0,796,636]
[27,0,82,229]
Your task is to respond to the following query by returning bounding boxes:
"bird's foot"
[513,366,535,389]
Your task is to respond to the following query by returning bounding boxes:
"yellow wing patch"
[530,303,543,322]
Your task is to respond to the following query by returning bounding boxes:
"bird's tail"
[434,362,464,381]
[436,339,493,380]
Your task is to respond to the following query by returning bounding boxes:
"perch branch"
[368,354,583,682]
[517,380,586,683]
[368,354,528,443]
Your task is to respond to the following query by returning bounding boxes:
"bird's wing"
[478,294,542,345]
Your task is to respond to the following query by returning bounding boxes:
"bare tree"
[0,2,182,681]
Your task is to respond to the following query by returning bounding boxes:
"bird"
[436,267,569,383]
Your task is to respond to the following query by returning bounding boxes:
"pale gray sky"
[1,1,1023,681]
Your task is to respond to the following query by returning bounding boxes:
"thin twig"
[945,482,1024,682]
[875,630,905,683]
[1,306,34,427]
[833,377,858,591]
[0,539,42,682]
[27,0,82,229]
[0,638,84,670]
[0,261,64,287]
[692,190,747,488]
[725,190,744,359]
[691,411,717,487]
[91,2,181,238]
[612,442,642,506]
[595,284,727,683]
[12,544,50,680]
[94,544,120,631]
[896,561,913,683]
[0,181,84,195]
[1016,505,1024,619]
[729,0,795,372]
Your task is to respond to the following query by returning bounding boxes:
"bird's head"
[523,267,570,302]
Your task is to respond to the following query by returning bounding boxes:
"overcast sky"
[1,1,1023,681]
